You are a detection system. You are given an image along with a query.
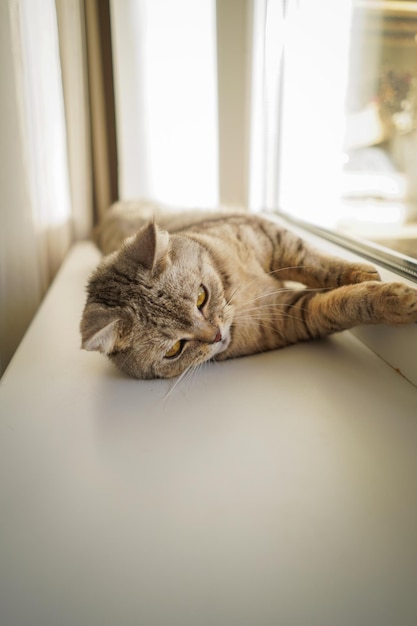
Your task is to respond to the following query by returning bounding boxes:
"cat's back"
[96,200,246,255]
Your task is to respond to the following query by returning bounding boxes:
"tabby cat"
[80,200,417,379]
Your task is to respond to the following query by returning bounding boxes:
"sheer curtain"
[0,0,94,376]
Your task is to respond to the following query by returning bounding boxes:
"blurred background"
[1,0,417,376]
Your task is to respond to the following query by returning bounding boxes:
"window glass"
[273,0,417,273]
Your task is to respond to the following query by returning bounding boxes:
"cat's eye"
[196,285,207,310]
[164,340,184,359]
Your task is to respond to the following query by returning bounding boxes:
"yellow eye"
[196,285,207,309]
[164,340,183,359]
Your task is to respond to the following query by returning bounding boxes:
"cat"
[80,200,417,379]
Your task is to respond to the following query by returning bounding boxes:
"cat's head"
[80,222,234,378]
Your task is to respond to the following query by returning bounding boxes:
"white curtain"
[0,0,92,376]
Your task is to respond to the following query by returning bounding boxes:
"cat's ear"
[129,222,170,273]
[80,304,125,354]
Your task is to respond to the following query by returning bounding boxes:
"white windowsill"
[1,241,417,625]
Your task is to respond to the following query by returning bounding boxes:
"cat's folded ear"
[80,304,130,354]
[125,221,170,274]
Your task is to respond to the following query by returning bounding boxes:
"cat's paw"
[380,282,417,325]
[341,262,381,286]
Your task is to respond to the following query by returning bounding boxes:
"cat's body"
[81,201,417,379]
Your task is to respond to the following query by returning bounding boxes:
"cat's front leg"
[277,281,417,345]
[259,219,381,288]
[274,238,381,289]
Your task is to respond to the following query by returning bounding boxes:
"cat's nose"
[195,320,222,344]
[213,331,222,343]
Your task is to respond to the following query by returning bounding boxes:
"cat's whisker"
[225,265,314,306]
[236,319,286,337]
[187,361,202,390]
[186,361,205,391]
[238,301,296,311]
[236,302,311,315]
[181,358,210,395]
[234,315,302,329]
[236,285,329,308]
[268,264,315,277]
[163,364,195,401]
[233,307,312,324]
[232,309,290,320]
[233,303,305,318]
